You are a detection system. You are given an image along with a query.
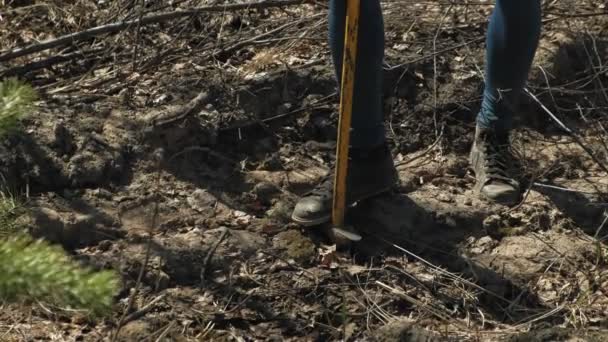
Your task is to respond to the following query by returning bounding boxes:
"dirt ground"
[1,0,608,341]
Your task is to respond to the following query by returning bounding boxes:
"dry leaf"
[319,245,338,269]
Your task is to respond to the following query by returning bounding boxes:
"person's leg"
[471,0,541,203]
[328,0,386,148]
[477,0,542,132]
[292,0,397,226]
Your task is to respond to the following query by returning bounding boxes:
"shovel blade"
[331,226,362,241]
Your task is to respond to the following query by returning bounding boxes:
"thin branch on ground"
[508,158,561,212]
[200,227,230,287]
[123,294,166,325]
[112,150,164,341]
[594,211,608,240]
[131,0,147,73]
[395,126,444,168]
[531,182,604,195]
[386,37,485,71]
[376,280,466,329]
[0,0,308,63]
[382,238,533,312]
[0,48,105,77]
[432,5,452,139]
[524,88,608,175]
[207,13,322,60]
[168,146,238,165]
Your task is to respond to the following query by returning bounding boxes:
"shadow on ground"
[340,191,547,324]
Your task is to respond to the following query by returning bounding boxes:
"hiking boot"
[291,144,398,226]
[469,125,520,204]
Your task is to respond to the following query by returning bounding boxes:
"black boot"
[291,144,398,226]
[469,125,520,204]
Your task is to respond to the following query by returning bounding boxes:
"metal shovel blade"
[331,226,362,241]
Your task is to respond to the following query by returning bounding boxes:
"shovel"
[331,0,362,242]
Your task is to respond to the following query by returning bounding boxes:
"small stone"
[277,102,293,115]
[470,236,497,254]
[63,189,77,199]
[375,320,440,342]
[231,230,265,256]
[116,321,152,341]
[52,121,75,155]
[254,182,280,201]
[233,210,252,226]
[267,335,283,342]
[98,240,113,251]
[93,188,113,200]
[27,207,66,245]
[152,93,171,105]
[483,214,502,231]
[477,236,495,246]
[71,313,89,325]
[273,230,316,265]
[187,189,217,216]
[437,193,453,203]
[154,271,171,291]
[265,200,292,221]
[67,151,111,186]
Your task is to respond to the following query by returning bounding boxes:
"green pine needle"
[0,78,36,136]
[0,79,119,315]
[0,234,119,316]
[0,192,25,238]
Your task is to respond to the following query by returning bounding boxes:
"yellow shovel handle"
[332,0,360,229]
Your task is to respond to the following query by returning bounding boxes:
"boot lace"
[483,137,514,184]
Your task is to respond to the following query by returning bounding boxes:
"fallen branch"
[0,0,308,63]
[210,13,322,59]
[531,182,601,195]
[511,304,566,330]
[395,126,444,168]
[112,153,163,341]
[219,89,334,131]
[386,36,485,71]
[123,294,166,324]
[0,48,105,77]
[168,146,238,165]
[376,281,465,328]
[383,239,529,311]
[200,227,230,287]
[142,91,210,130]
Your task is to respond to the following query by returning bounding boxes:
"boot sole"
[290,213,332,227]
[479,189,520,206]
[291,184,396,227]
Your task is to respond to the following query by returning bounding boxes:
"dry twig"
[123,294,166,324]
[112,150,164,341]
[524,88,608,175]
[200,227,230,286]
[0,0,308,63]
[376,280,465,328]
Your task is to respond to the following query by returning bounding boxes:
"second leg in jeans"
[470,0,541,204]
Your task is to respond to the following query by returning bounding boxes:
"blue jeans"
[329,0,541,148]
